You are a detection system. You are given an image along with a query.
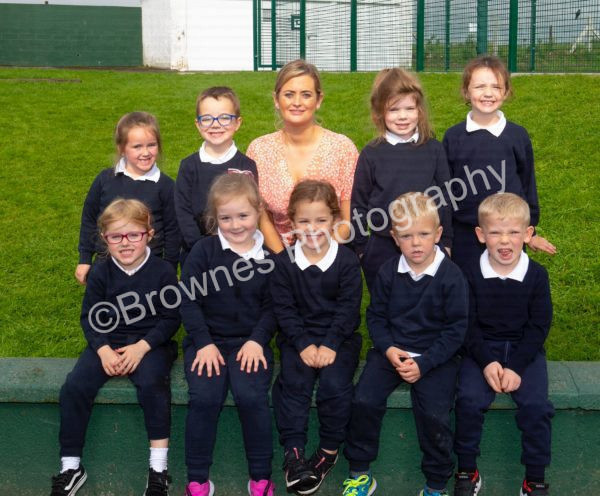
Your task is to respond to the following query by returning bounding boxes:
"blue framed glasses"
[196,113,238,128]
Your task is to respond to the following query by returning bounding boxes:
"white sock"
[61,457,81,473]
[149,447,168,472]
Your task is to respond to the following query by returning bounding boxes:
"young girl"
[179,174,276,496]
[351,68,453,291]
[271,180,363,495]
[52,199,180,496]
[442,55,556,270]
[75,111,180,284]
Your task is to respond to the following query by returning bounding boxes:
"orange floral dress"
[247,128,358,242]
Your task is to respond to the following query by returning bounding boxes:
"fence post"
[271,0,277,70]
[253,0,258,71]
[416,0,425,71]
[350,0,357,71]
[300,0,306,59]
[530,0,536,71]
[508,0,518,71]
[476,0,488,55]
[445,0,450,71]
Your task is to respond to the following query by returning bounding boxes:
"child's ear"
[434,225,443,243]
[524,225,535,243]
[147,229,155,242]
[475,226,486,244]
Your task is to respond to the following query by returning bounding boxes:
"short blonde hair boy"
[478,193,530,227]
[390,192,440,232]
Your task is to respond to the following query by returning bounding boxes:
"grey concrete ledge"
[0,358,598,410]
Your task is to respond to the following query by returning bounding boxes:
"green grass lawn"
[0,67,598,360]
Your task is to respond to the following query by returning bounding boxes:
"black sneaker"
[295,449,338,495]
[283,447,318,492]
[143,468,171,495]
[50,466,87,496]
[520,480,549,496]
[454,470,481,496]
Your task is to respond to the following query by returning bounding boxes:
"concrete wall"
[141,0,254,71]
[0,2,143,67]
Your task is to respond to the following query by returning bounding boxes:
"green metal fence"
[253,0,600,72]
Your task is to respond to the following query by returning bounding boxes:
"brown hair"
[114,111,162,157]
[478,192,530,227]
[287,179,340,222]
[204,173,262,234]
[196,86,241,117]
[369,68,433,145]
[98,198,153,238]
[274,59,322,97]
[389,192,440,231]
[461,55,513,102]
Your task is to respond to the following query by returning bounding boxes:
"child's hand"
[527,235,557,255]
[236,340,267,373]
[397,358,421,383]
[501,368,521,393]
[114,340,151,375]
[299,345,319,368]
[385,346,410,369]
[483,361,504,393]
[315,346,337,368]
[75,264,91,285]
[97,345,121,376]
[191,344,225,377]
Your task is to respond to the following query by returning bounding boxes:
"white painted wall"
[141,0,253,71]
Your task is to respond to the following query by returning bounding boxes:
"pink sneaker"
[186,480,215,496]
[248,479,275,496]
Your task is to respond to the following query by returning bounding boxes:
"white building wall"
[141,0,253,71]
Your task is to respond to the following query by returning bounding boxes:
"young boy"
[453,193,554,496]
[175,86,257,262]
[342,192,468,496]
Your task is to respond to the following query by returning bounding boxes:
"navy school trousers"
[272,333,361,452]
[59,341,177,457]
[454,341,554,471]
[183,337,274,483]
[344,348,460,491]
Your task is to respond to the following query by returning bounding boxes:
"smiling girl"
[75,112,180,284]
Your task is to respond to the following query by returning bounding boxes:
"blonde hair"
[114,111,162,157]
[205,173,261,234]
[98,198,153,239]
[478,193,530,227]
[274,59,322,97]
[287,179,341,222]
[390,192,440,231]
[370,68,433,145]
[462,55,513,103]
[196,86,241,117]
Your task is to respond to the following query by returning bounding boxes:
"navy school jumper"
[344,254,468,490]
[78,167,181,269]
[179,234,276,482]
[174,151,257,259]
[454,255,554,478]
[442,121,540,270]
[270,242,363,452]
[59,255,180,457]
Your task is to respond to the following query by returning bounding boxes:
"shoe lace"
[342,475,370,495]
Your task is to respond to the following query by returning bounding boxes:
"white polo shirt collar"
[115,158,160,182]
[294,239,338,272]
[111,246,151,276]
[386,130,419,145]
[398,245,445,281]
[199,142,238,164]
[218,228,265,260]
[466,110,507,137]
[480,249,529,282]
